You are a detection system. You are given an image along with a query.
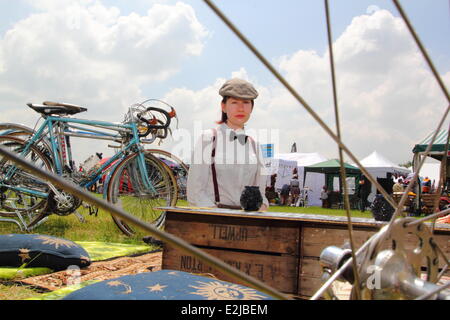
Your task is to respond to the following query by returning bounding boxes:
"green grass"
[0,205,146,244]
[267,204,373,218]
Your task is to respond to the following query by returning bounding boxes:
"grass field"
[0,200,373,300]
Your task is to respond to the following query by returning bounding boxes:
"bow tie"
[229,131,248,145]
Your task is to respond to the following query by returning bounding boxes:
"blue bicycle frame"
[1,115,157,200]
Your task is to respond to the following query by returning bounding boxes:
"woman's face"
[221,97,253,129]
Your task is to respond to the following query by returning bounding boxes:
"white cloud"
[0,0,208,161]
[163,9,450,165]
[0,1,207,122]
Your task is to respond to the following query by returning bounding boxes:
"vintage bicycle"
[0,100,181,235]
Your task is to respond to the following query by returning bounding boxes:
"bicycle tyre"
[0,136,52,219]
[146,149,189,201]
[0,123,53,163]
[107,151,177,236]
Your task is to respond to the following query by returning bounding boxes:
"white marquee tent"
[419,162,440,185]
[357,151,411,201]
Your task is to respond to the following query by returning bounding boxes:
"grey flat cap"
[219,78,258,100]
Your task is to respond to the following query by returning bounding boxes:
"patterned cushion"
[63,270,274,300]
[0,234,91,271]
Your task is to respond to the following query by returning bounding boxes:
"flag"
[290,142,297,153]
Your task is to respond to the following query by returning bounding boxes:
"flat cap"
[219,78,258,100]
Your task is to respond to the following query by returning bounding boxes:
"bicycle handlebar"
[136,106,176,138]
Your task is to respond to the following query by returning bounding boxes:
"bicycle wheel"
[146,149,189,201]
[0,123,53,163]
[107,151,177,236]
[0,136,52,219]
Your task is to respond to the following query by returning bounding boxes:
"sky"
[0,0,449,166]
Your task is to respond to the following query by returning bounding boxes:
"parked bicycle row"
[0,100,188,235]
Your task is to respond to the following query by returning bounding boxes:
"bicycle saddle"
[27,101,87,116]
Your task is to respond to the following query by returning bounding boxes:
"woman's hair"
[216,96,254,124]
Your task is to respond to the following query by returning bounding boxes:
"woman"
[290,175,300,206]
[187,78,269,211]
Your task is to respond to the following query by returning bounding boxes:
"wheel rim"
[107,152,176,236]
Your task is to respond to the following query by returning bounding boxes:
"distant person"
[422,177,431,194]
[280,183,290,206]
[357,175,372,212]
[393,178,404,193]
[265,173,278,204]
[320,185,329,208]
[290,175,300,206]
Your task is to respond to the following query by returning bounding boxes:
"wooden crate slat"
[162,245,299,293]
[165,214,300,255]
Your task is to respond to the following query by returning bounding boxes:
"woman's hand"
[259,204,268,212]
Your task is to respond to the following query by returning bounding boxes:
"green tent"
[412,130,450,161]
[303,159,361,192]
[304,159,361,174]
[412,130,449,154]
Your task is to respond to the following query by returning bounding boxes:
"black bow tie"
[229,131,248,145]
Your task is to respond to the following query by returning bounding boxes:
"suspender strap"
[210,128,220,204]
[210,128,261,210]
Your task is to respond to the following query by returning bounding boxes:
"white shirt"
[187,123,269,208]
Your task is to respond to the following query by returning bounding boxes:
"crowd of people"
[264,170,308,207]
[392,173,435,194]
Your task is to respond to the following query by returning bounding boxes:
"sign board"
[261,144,274,158]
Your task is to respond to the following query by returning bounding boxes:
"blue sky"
[0,0,449,164]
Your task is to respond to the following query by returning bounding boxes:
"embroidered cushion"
[0,234,91,271]
[63,270,273,300]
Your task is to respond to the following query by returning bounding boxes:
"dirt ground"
[17,251,162,291]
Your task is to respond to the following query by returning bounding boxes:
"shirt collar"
[219,122,246,135]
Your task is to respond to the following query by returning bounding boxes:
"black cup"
[240,186,263,211]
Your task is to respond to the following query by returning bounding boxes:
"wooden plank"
[162,245,299,293]
[165,213,300,255]
[301,226,449,270]
[301,227,376,258]
[298,275,323,298]
[161,207,387,227]
[161,206,450,232]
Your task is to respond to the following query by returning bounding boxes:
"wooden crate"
[162,212,300,293]
[421,193,440,214]
[161,207,450,298]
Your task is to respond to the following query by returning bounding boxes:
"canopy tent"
[412,130,449,189]
[304,159,361,175]
[357,151,411,202]
[275,152,328,167]
[412,129,450,160]
[274,152,328,206]
[359,151,410,175]
[304,159,361,195]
